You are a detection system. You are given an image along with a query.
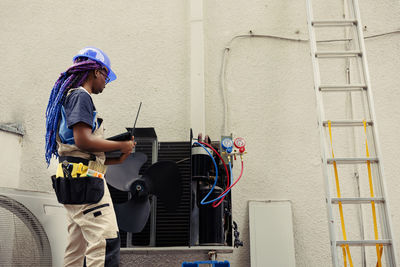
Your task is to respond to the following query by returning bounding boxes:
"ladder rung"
[319,84,367,92]
[315,51,362,58]
[322,120,373,127]
[312,20,357,27]
[331,197,385,204]
[327,157,379,164]
[336,240,392,246]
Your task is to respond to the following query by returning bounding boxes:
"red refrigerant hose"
[198,141,230,207]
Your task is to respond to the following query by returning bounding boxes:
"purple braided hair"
[45,59,102,166]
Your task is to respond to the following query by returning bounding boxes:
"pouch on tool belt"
[51,175,104,204]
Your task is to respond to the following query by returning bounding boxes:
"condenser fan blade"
[114,196,151,233]
[144,161,182,211]
[106,152,148,191]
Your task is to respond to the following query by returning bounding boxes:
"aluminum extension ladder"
[306,0,397,266]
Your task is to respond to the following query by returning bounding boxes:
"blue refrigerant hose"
[195,142,233,205]
[201,161,233,204]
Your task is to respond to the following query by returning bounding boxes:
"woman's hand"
[119,136,136,154]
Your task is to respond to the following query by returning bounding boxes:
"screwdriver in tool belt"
[62,161,73,179]
[77,163,84,177]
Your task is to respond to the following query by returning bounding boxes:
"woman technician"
[45,47,134,266]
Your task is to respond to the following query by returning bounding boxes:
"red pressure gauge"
[234,137,246,153]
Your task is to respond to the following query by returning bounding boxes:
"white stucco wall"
[0,0,399,266]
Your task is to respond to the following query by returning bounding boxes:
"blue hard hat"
[73,47,117,82]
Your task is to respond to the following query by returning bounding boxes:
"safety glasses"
[99,68,110,84]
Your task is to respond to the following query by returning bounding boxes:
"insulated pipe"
[190,0,206,135]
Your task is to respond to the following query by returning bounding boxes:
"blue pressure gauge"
[221,138,233,153]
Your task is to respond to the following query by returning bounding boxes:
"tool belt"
[51,157,106,205]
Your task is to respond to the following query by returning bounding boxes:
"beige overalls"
[56,87,120,267]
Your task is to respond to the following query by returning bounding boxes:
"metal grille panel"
[156,142,191,246]
[108,141,191,247]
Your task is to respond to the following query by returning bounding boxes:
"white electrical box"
[249,200,296,267]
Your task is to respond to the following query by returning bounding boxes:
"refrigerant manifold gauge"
[234,137,246,153]
[221,138,233,153]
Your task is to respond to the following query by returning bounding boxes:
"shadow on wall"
[0,123,24,189]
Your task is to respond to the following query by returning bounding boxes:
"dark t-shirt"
[63,89,96,129]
